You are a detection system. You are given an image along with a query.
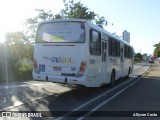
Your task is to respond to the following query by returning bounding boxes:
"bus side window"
[90,30,101,55]
[124,45,132,58]
[109,38,120,57]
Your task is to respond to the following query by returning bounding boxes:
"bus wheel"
[110,70,115,87]
[126,67,131,79]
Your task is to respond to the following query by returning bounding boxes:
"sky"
[0,0,160,54]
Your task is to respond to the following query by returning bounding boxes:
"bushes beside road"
[134,53,143,63]
[0,36,33,83]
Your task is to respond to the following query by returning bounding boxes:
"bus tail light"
[33,58,37,69]
[78,61,87,77]
[33,58,39,73]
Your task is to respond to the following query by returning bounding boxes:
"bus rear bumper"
[32,72,88,87]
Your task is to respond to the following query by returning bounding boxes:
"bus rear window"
[36,21,85,43]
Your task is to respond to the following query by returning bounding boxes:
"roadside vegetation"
[134,53,143,63]
[153,42,160,58]
[134,42,160,64]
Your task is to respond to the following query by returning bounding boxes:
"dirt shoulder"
[145,60,160,78]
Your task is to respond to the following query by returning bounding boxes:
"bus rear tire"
[126,67,131,79]
[110,70,115,87]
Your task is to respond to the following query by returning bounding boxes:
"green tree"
[24,0,107,43]
[134,53,143,62]
[61,0,107,27]
[153,42,160,57]
[5,32,33,60]
[135,53,143,59]
[61,0,96,20]
[4,32,33,81]
[142,53,147,60]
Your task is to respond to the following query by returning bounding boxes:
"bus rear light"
[80,67,85,71]
[78,61,87,77]
[33,58,38,69]
[33,58,39,74]
[34,64,38,69]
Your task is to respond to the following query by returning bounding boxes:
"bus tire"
[126,67,131,79]
[110,70,115,87]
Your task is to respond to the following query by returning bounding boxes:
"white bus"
[32,19,134,87]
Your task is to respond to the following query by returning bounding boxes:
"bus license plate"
[53,66,62,71]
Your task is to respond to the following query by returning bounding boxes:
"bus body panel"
[33,43,86,76]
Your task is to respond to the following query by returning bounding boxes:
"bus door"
[120,46,124,77]
[102,40,108,84]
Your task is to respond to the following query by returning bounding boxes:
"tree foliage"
[0,32,33,82]
[61,0,96,20]
[5,32,33,60]
[134,53,143,63]
[61,0,107,27]
[24,0,107,42]
[153,42,160,57]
